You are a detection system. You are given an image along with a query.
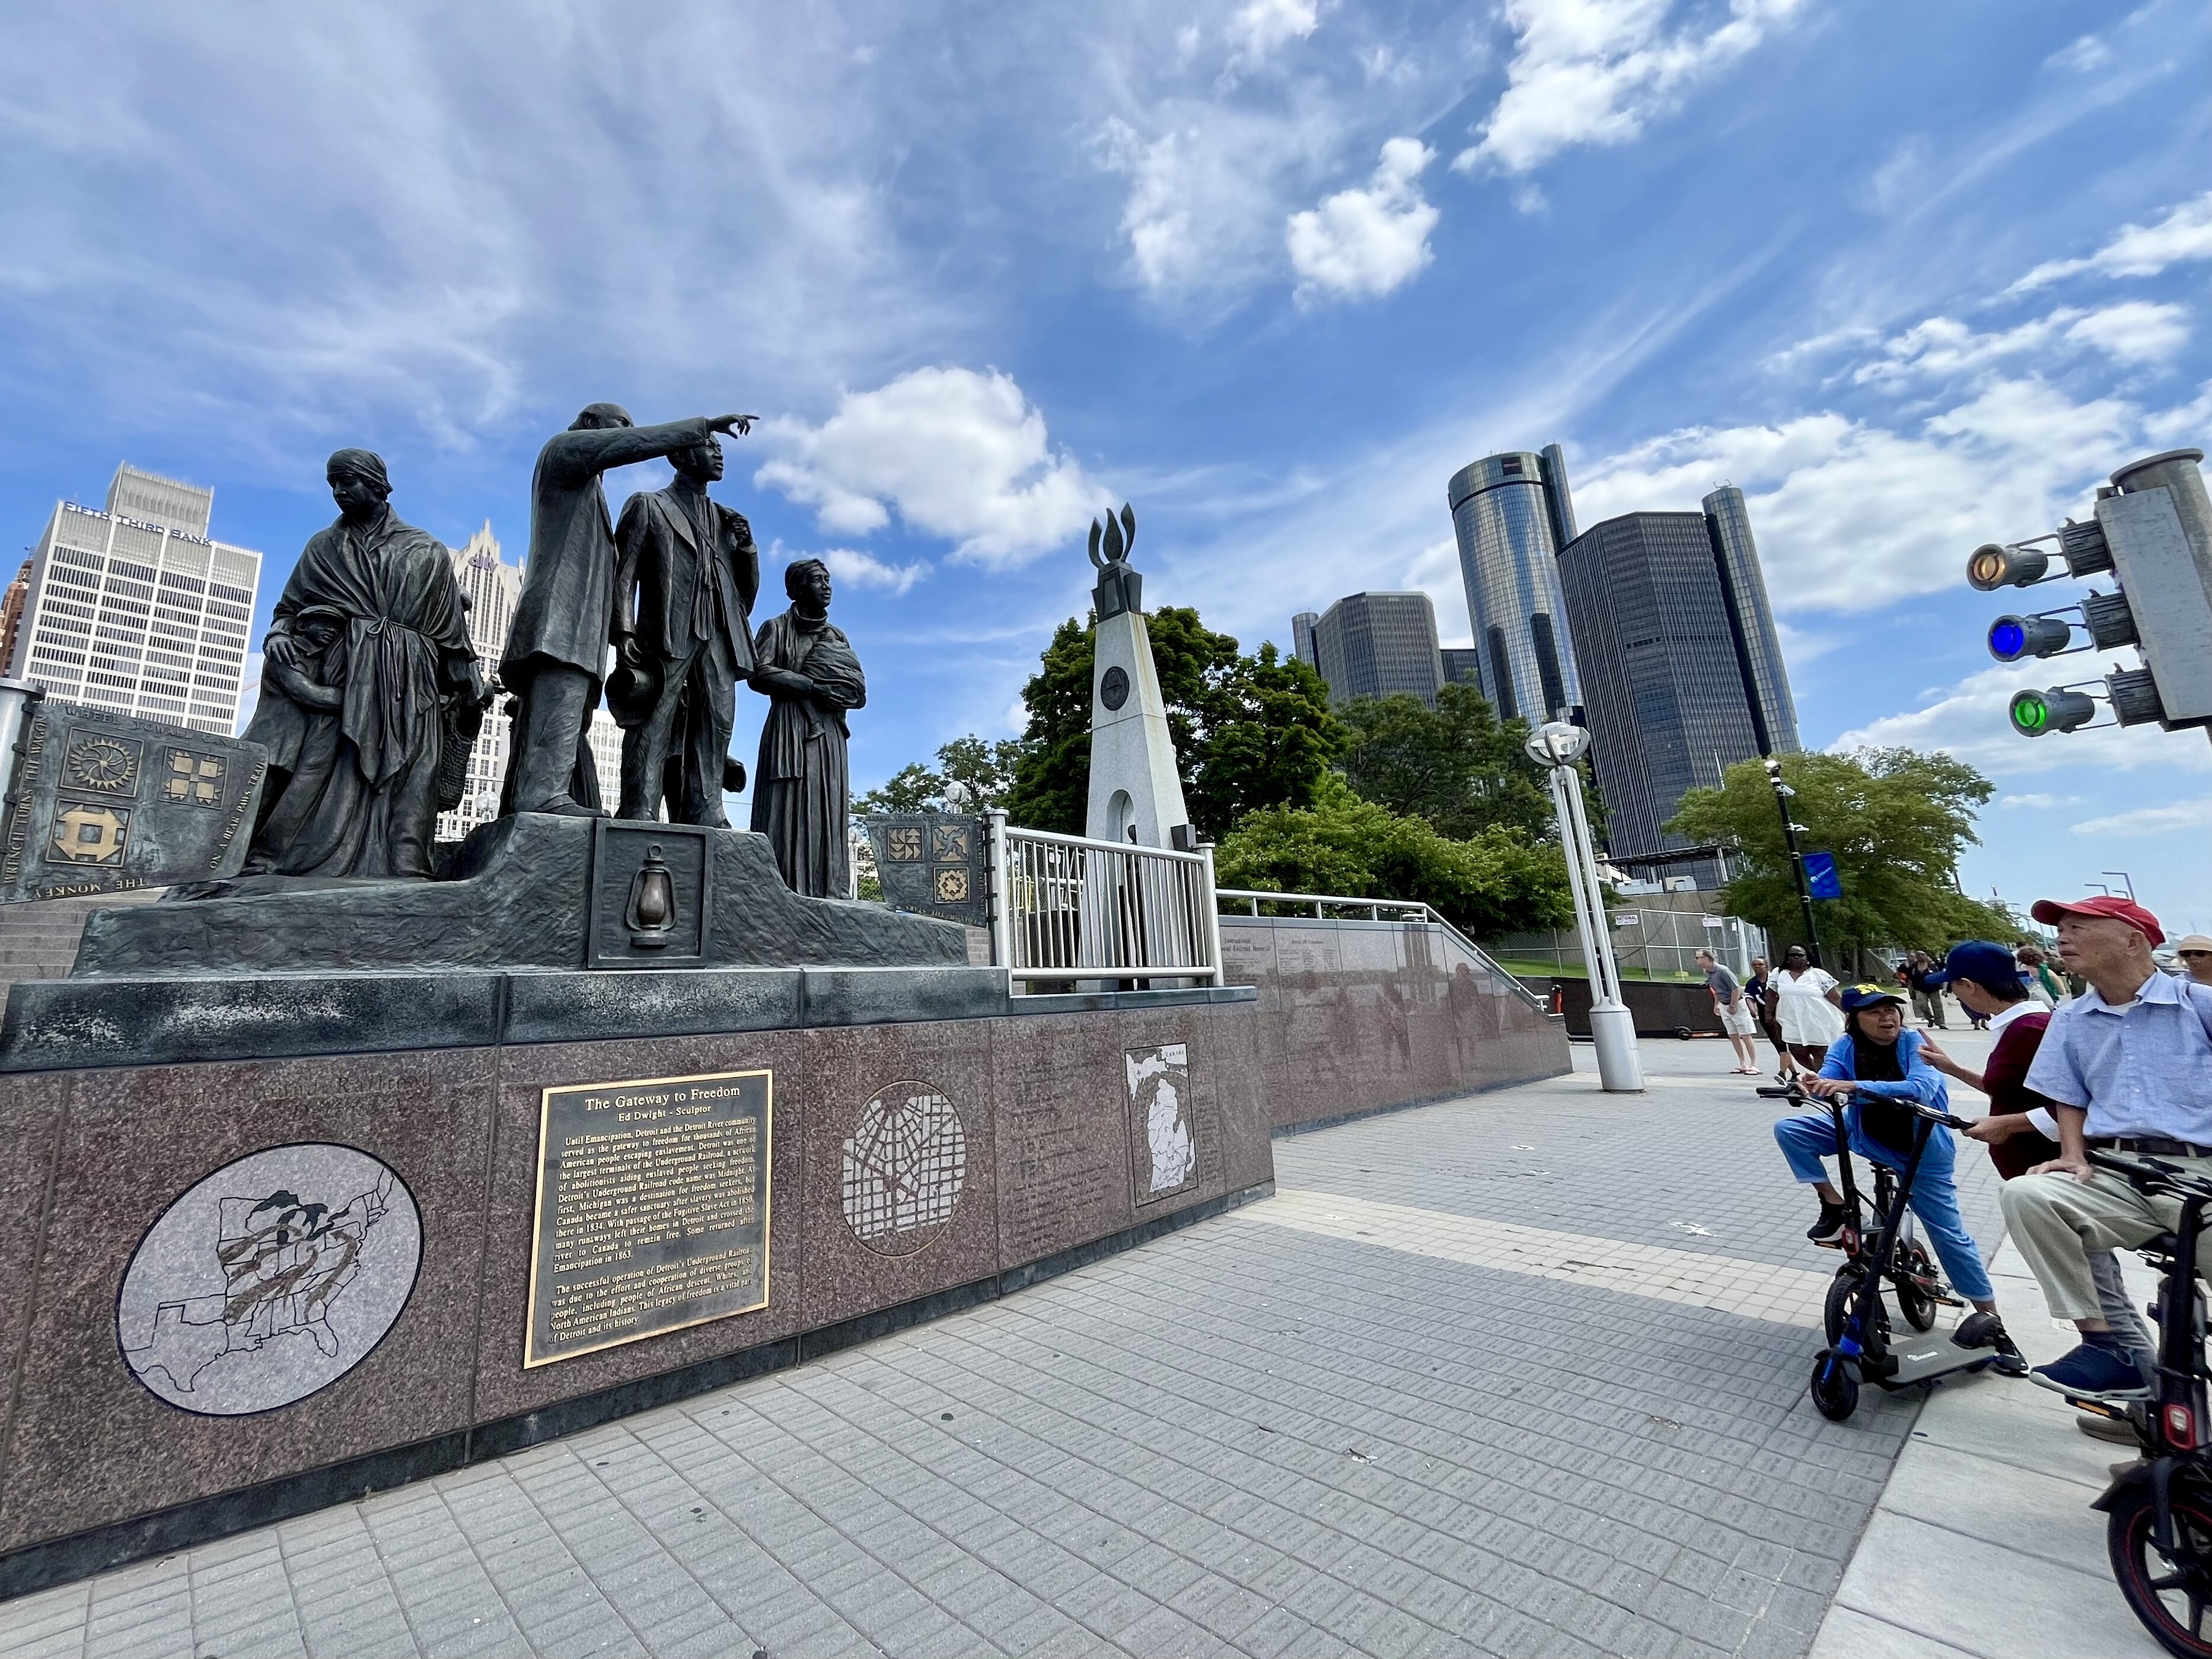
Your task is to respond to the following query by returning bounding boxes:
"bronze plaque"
[524,1069,772,1367]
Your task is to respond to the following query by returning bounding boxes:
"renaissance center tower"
[1445,445,1582,724]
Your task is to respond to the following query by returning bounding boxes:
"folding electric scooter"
[1761,1079,2023,1421]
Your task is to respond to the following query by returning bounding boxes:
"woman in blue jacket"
[1774,982,2019,1356]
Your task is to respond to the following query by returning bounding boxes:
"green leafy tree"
[1336,684,1586,842]
[1214,776,1574,939]
[855,736,1024,816]
[1002,607,1344,837]
[1666,747,2020,967]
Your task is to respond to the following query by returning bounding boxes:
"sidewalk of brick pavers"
[8,1029,2138,1659]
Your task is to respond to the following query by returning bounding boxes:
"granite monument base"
[0,988,1269,1597]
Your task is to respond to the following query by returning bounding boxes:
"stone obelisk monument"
[1082,505,1192,849]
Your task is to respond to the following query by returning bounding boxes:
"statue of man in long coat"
[610,432,760,826]
[499,403,755,817]
[243,449,484,878]
[748,559,865,896]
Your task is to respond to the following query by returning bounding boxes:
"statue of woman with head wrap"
[748,558,865,896]
[242,448,485,878]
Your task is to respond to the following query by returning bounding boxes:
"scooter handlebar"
[2089,1147,2212,1200]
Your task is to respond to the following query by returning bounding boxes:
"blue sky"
[3,1,2208,931]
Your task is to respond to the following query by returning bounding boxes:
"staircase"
[0,890,165,1004]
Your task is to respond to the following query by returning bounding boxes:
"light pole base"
[1588,1001,1644,1093]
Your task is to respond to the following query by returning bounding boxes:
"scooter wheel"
[1824,1269,1891,1350]
[1810,1349,1860,1422]
[2107,1479,2212,1658]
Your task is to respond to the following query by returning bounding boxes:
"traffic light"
[1968,448,2212,740]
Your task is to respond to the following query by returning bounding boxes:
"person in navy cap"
[1774,980,2022,1367]
[1919,941,2155,1434]
[1999,896,2212,1400]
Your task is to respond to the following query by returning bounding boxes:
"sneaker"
[2030,1341,2154,1401]
[1806,1201,1851,1244]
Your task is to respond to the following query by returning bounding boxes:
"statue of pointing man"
[499,404,756,817]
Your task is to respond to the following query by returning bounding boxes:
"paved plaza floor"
[4,1027,2133,1659]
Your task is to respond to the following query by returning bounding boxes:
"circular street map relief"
[116,1144,422,1416]
[841,1084,966,1257]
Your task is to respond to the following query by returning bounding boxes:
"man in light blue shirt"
[2001,896,2212,1399]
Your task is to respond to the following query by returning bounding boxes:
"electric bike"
[2080,1148,2212,1658]
[1761,1080,2017,1421]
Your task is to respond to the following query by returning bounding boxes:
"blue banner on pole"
[1804,851,1843,900]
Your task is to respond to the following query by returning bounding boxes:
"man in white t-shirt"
[1697,949,1762,1075]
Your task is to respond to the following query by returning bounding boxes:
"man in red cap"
[2000,896,2212,1400]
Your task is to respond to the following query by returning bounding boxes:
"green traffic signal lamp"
[2009,687,2097,737]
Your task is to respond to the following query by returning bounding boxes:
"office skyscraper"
[1445,444,1582,724]
[1304,591,1445,706]
[1439,647,1483,689]
[1291,611,1320,672]
[1555,492,1799,873]
[7,463,262,735]
[434,521,626,840]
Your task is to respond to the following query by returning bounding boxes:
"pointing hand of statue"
[712,413,760,438]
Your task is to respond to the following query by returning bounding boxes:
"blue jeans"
[1774,1108,1994,1303]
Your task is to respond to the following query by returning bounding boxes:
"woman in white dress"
[1768,944,1844,1070]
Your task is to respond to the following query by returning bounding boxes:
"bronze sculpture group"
[242,407,863,899]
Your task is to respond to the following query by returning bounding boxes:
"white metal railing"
[1214,887,1549,1012]
[988,811,1225,986]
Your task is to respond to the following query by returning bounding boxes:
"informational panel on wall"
[524,1068,772,1367]
[864,813,990,929]
[0,698,266,904]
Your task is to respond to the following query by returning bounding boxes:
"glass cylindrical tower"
[1445,447,1582,724]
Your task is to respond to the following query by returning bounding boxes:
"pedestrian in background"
[2176,934,2212,988]
[1770,944,1844,1071]
[1745,956,1797,1081]
[2016,942,2062,1007]
[1905,950,1949,1028]
[1919,941,2154,1437]
[1697,948,1762,1075]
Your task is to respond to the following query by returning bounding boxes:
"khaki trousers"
[2001,1157,2212,1322]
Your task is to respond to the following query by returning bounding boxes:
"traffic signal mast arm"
[1969,448,2212,742]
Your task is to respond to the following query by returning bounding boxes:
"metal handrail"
[1213,887,1548,1012]
[990,812,1223,986]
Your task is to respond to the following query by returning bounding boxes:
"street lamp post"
[1764,756,1822,969]
[1526,722,1642,1093]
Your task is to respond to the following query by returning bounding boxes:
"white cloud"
[1997,793,2080,810]
[1573,377,2137,616]
[1455,0,1809,176]
[2010,190,2212,292]
[815,547,929,596]
[1829,665,2212,781]
[1851,302,2189,389]
[1228,0,1320,63]
[1286,139,1439,304]
[2063,301,2192,365]
[2073,797,2212,837]
[2047,33,2112,72]
[755,367,1109,568]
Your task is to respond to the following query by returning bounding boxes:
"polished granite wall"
[0,996,1271,1587]
[1217,915,1570,1131]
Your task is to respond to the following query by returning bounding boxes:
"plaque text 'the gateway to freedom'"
[525,1069,772,1366]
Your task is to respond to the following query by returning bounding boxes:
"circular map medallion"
[1100,665,1130,711]
[116,1144,421,1417]
[840,1084,966,1257]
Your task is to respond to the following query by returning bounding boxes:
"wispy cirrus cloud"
[2074,796,2212,836]
[2010,189,2212,293]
